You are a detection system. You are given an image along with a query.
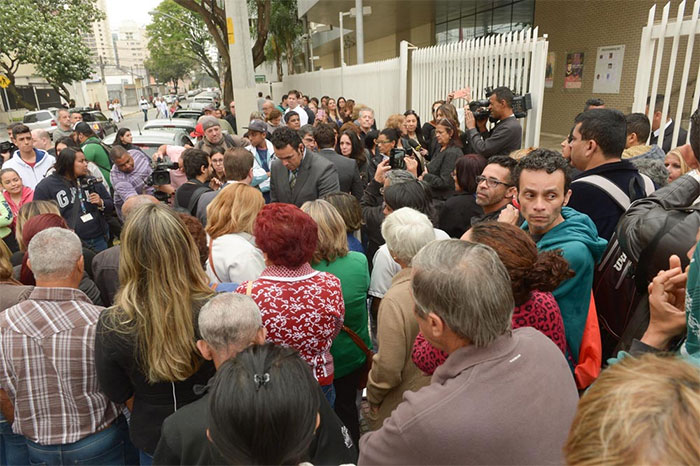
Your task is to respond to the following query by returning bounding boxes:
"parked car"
[172,109,203,120]
[103,130,193,156]
[72,108,117,139]
[188,95,215,111]
[22,108,59,136]
[164,95,177,104]
[144,118,197,135]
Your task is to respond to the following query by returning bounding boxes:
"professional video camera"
[146,155,178,203]
[0,140,17,160]
[79,175,101,193]
[468,87,533,121]
[146,155,178,187]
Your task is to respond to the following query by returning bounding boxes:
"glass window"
[447,19,461,43]
[436,22,448,44]
[474,9,491,37]
[435,0,448,23]
[447,1,462,21]
[491,5,512,34]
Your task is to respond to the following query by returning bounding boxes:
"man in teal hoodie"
[511,149,607,364]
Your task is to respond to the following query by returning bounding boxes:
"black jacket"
[360,179,385,269]
[568,160,652,241]
[33,173,113,241]
[152,381,357,465]
[467,115,522,158]
[317,148,364,200]
[95,305,216,454]
[617,172,700,284]
[650,119,688,153]
[439,192,483,238]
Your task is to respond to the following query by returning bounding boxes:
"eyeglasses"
[376,139,392,145]
[475,175,513,188]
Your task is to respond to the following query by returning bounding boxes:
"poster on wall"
[593,45,625,94]
[564,52,584,89]
[545,52,555,88]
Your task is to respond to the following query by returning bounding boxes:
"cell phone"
[389,148,407,170]
[317,109,326,119]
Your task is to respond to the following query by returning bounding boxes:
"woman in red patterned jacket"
[235,203,345,406]
[412,221,573,375]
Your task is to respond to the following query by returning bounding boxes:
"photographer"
[33,148,113,252]
[464,86,522,158]
[109,146,173,219]
[174,148,214,215]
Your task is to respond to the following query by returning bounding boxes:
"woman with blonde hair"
[13,200,59,252]
[301,199,370,445]
[665,146,690,183]
[95,202,215,464]
[205,183,265,285]
[565,353,700,465]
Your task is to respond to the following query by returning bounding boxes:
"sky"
[105,0,162,30]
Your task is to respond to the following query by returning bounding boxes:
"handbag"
[342,325,374,389]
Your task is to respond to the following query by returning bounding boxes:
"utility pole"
[224,0,256,131]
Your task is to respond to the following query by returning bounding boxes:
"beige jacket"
[366,267,430,430]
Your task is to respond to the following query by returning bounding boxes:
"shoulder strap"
[572,175,631,211]
[187,186,210,215]
[208,238,223,283]
[342,325,373,357]
[640,173,656,196]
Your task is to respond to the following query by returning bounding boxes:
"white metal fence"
[412,28,548,148]
[633,0,700,149]
[281,58,400,127]
[280,29,549,147]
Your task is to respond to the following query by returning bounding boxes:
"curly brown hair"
[468,222,574,306]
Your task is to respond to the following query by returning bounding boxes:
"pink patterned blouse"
[236,263,345,385]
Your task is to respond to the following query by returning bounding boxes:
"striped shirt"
[0,287,119,445]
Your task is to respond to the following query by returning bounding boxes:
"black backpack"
[572,174,655,360]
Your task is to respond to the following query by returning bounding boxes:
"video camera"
[79,176,101,193]
[146,155,178,203]
[468,87,533,121]
[146,155,178,187]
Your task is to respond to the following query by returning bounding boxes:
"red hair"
[254,203,318,268]
[20,213,70,285]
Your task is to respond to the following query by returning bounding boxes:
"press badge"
[80,213,94,223]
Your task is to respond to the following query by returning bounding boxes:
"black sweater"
[95,306,215,454]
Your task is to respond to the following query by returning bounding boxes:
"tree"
[147,1,218,85]
[145,52,195,94]
[172,0,271,105]
[0,0,102,109]
[265,0,303,80]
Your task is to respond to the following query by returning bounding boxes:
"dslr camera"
[389,148,407,170]
[146,155,178,187]
[468,87,533,121]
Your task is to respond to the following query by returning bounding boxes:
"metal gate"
[632,0,700,148]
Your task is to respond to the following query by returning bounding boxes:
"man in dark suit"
[647,93,688,153]
[313,123,364,200]
[269,127,340,206]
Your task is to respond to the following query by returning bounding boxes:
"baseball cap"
[244,119,267,133]
[199,116,220,131]
[190,123,204,139]
[73,121,91,134]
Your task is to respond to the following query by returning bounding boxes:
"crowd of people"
[1,84,700,465]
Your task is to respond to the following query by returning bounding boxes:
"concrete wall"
[535,0,698,136]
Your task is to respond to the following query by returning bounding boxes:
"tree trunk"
[251,0,271,68]
[275,46,283,82]
[4,72,35,110]
[222,62,233,106]
[285,42,294,76]
[50,82,71,104]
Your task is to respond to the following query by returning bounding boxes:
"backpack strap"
[187,185,210,215]
[572,175,631,211]
[640,173,656,196]
[208,238,223,283]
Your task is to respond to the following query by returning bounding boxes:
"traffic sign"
[0,75,9,89]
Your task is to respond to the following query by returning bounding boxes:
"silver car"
[103,130,193,156]
[144,119,197,135]
[188,95,215,111]
[22,108,59,136]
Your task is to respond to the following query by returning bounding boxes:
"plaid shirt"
[0,287,119,445]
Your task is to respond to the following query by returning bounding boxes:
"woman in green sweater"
[301,199,370,446]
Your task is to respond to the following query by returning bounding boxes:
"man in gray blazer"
[312,123,364,200]
[269,127,340,206]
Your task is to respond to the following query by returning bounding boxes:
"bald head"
[31,129,51,151]
[122,194,159,219]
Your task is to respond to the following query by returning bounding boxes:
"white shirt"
[368,228,450,298]
[653,118,673,138]
[206,232,265,284]
[285,105,309,126]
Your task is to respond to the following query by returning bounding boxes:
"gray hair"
[297,124,315,138]
[359,107,375,118]
[385,169,415,185]
[630,157,668,187]
[31,128,50,142]
[412,240,514,347]
[199,293,263,350]
[28,227,82,278]
[381,207,435,265]
[57,108,69,117]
